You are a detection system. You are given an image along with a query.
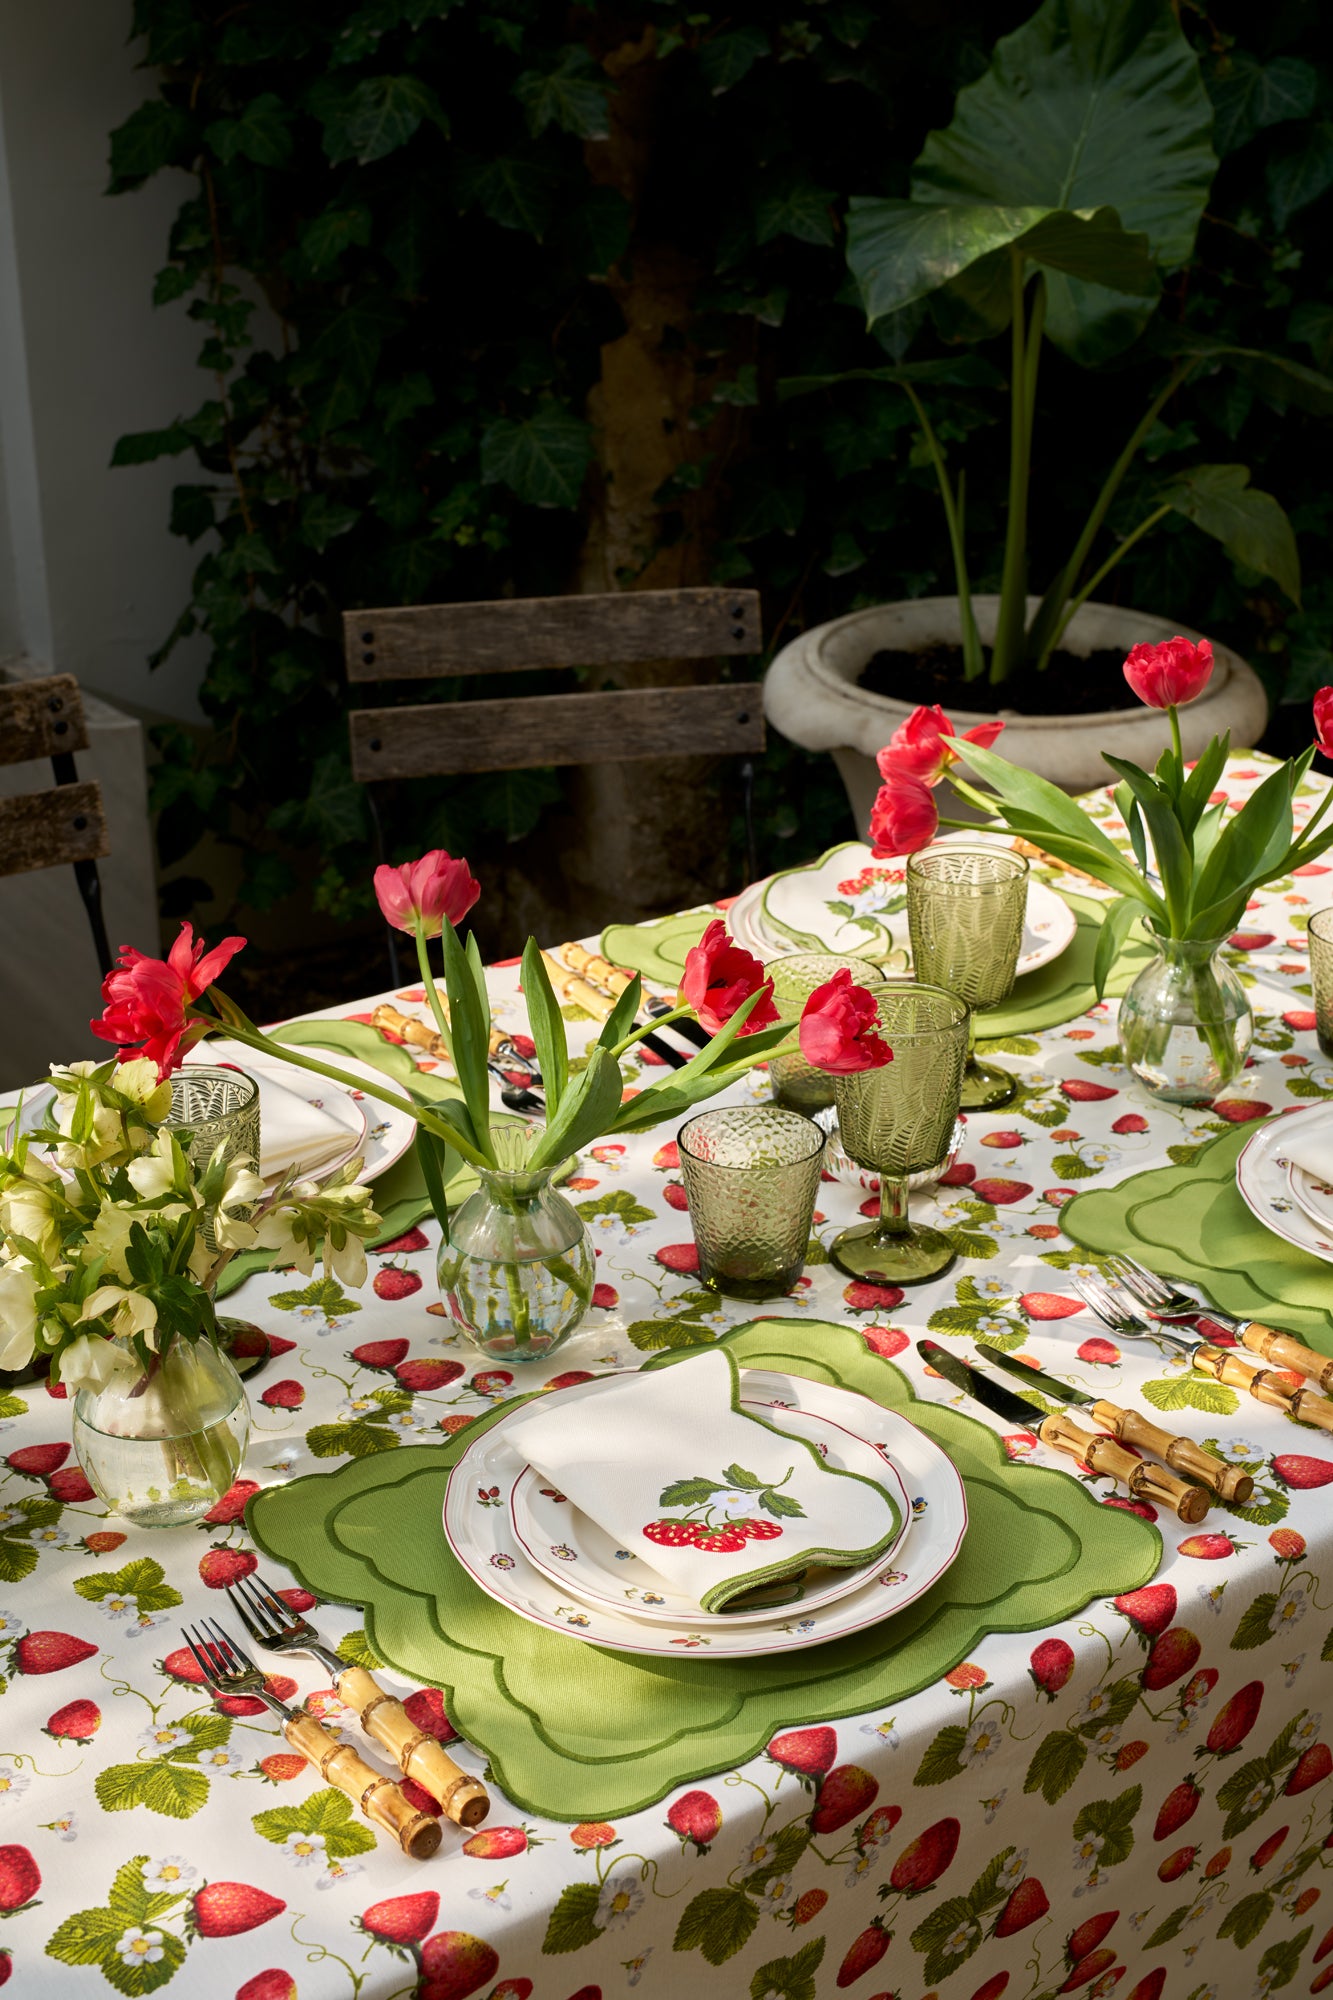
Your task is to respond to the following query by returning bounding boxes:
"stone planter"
[764,595,1269,832]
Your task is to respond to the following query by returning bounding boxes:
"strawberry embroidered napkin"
[501,1347,901,1614]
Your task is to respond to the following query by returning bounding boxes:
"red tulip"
[1122,636,1213,710]
[91,922,246,1078]
[1315,687,1333,758]
[373,849,479,938]
[876,703,1005,787]
[678,920,779,1037]
[868,768,939,856]
[798,968,893,1074]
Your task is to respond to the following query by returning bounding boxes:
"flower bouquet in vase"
[89,852,891,1363]
[869,640,1333,1103]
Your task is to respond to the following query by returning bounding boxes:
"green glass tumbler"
[166,1066,260,1250]
[768,951,880,1114]
[831,981,968,1286]
[906,841,1029,1111]
[678,1106,826,1301]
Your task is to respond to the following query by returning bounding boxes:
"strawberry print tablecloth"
[3,752,1333,2000]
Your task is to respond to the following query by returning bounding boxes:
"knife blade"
[916,1341,1210,1523]
[983,1351,1251,1504]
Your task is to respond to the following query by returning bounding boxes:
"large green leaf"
[1156,464,1301,606]
[1151,328,1333,418]
[1204,51,1316,156]
[480,403,592,510]
[905,0,1216,362]
[847,200,1155,328]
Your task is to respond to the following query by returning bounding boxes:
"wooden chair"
[343,587,765,978]
[0,673,112,976]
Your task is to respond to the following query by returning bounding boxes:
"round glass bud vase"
[437,1128,595,1363]
[1117,935,1253,1104]
[72,1338,251,1529]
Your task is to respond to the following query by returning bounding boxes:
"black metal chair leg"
[364,783,402,988]
[740,756,758,888]
[73,858,113,979]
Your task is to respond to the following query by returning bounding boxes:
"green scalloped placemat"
[1063,1121,1333,1359]
[248,1320,1158,1820]
[603,894,1151,1042]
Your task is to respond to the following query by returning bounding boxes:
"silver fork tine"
[231,1574,282,1639]
[250,1573,302,1628]
[204,1619,252,1675]
[1105,1256,1170,1307]
[182,1626,219,1685]
[227,1586,268,1649]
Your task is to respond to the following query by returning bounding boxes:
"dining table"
[4,748,1333,2000]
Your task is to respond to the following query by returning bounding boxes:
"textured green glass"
[678,1106,826,1301]
[166,1067,260,1250]
[907,843,1028,1111]
[831,982,968,1285]
[1309,908,1333,1062]
[768,951,877,1112]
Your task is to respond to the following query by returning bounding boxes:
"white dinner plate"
[509,1378,913,1624]
[760,839,1076,977]
[1236,1107,1333,1265]
[442,1368,967,1659]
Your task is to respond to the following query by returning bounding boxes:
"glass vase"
[1117,935,1253,1104]
[72,1338,251,1528]
[437,1128,595,1362]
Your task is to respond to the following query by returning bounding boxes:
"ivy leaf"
[455,155,554,238]
[298,493,361,552]
[673,1885,760,1965]
[558,187,631,275]
[1023,1729,1087,1805]
[298,204,373,275]
[111,425,193,468]
[514,49,612,140]
[319,74,445,165]
[1205,52,1317,155]
[755,176,837,249]
[1268,122,1333,231]
[108,102,195,190]
[480,403,593,509]
[542,1880,603,1954]
[298,296,406,433]
[701,27,771,95]
[206,94,294,167]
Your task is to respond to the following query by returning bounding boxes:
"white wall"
[0,0,207,722]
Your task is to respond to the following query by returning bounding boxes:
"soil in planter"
[858,644,1142,717]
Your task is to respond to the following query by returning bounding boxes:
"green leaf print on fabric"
[1257,1927,1313,1990]
[1232,1592,1280,1650]
[95,1761,210,1820]
[1142,1376,1240,1416]
[542,1880,604,1954]
[748,1935,825,2000]
[576,1190,656,1225]
[1072,1783,1141,1871]
[915,1723,969,1786]
[252,1784,376,1859]
[673,1883,761,1965]
[1219,1890,1275,1947]
[73,1557,183,1616]
[1025,1729,1088,1804]
[269,1275,362,1319]
[48,1858,192,1997]
[912,1892,982,1983]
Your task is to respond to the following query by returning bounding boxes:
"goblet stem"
[880,1174,910,1237]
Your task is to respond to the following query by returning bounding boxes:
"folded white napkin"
[503,1347,901,1614]
[187,1045,354,1180]
[1283,1114,1333,1187]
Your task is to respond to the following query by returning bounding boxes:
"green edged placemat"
[603,894,1151,1043]
[1063,1121,1333,1359]
[248,1320,1158,1820]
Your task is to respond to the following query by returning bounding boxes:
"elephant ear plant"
[789,0,1333,687]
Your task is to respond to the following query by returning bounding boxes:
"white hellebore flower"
[125,1133,179,1202]
[59,1333,136,1396]
[212,1162,263,1252]
[0,1175,61,1265]
[0,1262,39,1372]
[79,1286,157,1342]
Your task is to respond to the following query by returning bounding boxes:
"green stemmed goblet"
[830,981,968,1286]
[906,841,1029,1111]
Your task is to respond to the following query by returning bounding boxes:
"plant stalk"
[990,259,1044,685]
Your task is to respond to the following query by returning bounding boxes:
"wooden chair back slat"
[0,674,89,764]
[344,587,761,683]
[350,684,766,782]
[0,783,109,878]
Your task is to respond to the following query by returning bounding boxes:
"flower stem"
[413,922,454,1057]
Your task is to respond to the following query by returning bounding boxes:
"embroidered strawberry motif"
[734,1519,784,1541]
[693,1528,748,1553]
[644,1462,805,1550]
[643,1520,702,1548]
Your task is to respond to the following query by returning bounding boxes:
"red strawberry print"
[1117,1741,1148,1771]
[190,1882,286,1937]
[1296,1887,1323,1915]
[1203,1680,1263,1755]
[417,1930,499,2000]
[259,1754,306,1783]
[1211,1098,1272,1123]
[1183,1668,1218,1708]
[643,1520,702,1548]
[1250,1826,1289,1870]
[811,1765,879,1834]
[260,1380,305,1410]
[376,1227,430,1255]
[1077,1338,1120,1365]
[199,1548,258,1590]
[861,1325,909,1358]
[1204,1846,1231,1876]
[591,1283,618,1309]
[43,1699,100,1744]
[1142,1627,1201,1692]
[1285,1743,1333,1794]
[888,1816,960,1892]
[1111,1113,1149,1134]
[215,1676,298,1720]
[1269,1527,1306,1559]
[351,1338,411,1370]
[395,1359,464,1392]
[662,1182,690,1211]
[1113,1583,1176,1639]
[0,1848,39,1913]
[224,1322,269,1365]
[1284,1007,1319,1032]
[1227,932,1275,951]
[945,1662,988,1690]
[202,1479,260,1527]
[972,1978,1011,2000]
[359,1891,440,1942]
[399,1777,442,1815]
[1122,1971,1166,2000]
[82,1531,126,1555]
[462,1827,526,1860]
[1029,1637,1075,1699]
[546,1371,596,1390]
[666,1790,721,1852]
[569,1822,616,1848]
[653,1140,680,1170]
[266,1333,297,1356]
[470,1371,512,1395]
[1027,1223,1062,1240]
[374,1268,423,1300]
[1102,1495,1158,1521]
[275,1586,316,1612]
[694,1528,747,1552]
[1319,1923,1333,1965]
[993,1875,1049,1935]
[1019,1292,1081,1319]
[236,1974,297,2000]
[970,1178,1033,1205]
[938,1160,976,1186]
[1153,1776,1202,1840]
[836,1918,890,1988]
[1273,1453,1333,1488]
[1043,1188,1076,1207]
[1060,1948,1118,1992]
[1177,1533,1238,1559]
[768,1726,837,1777]
[46,1468,95,1503]
[489,1984,532,2000]
[395,1691,456,1746]
[857,1805,901,1849]
[735,1519,783,1541]
[1066,1911,1119,1963]
[13,1632,96,1676]
[842,1280,905,1313]
[161,1645,208,1686]
[44,1378,67,1399]
[980,1129,1024,1149]
[5,1444,68,1478]
[439,1414,473,1436]
[789,1887,828,1927]
[1157,1844,1196,1882]
[1059,1079,1118,1100]
[655,1243,700,1274]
